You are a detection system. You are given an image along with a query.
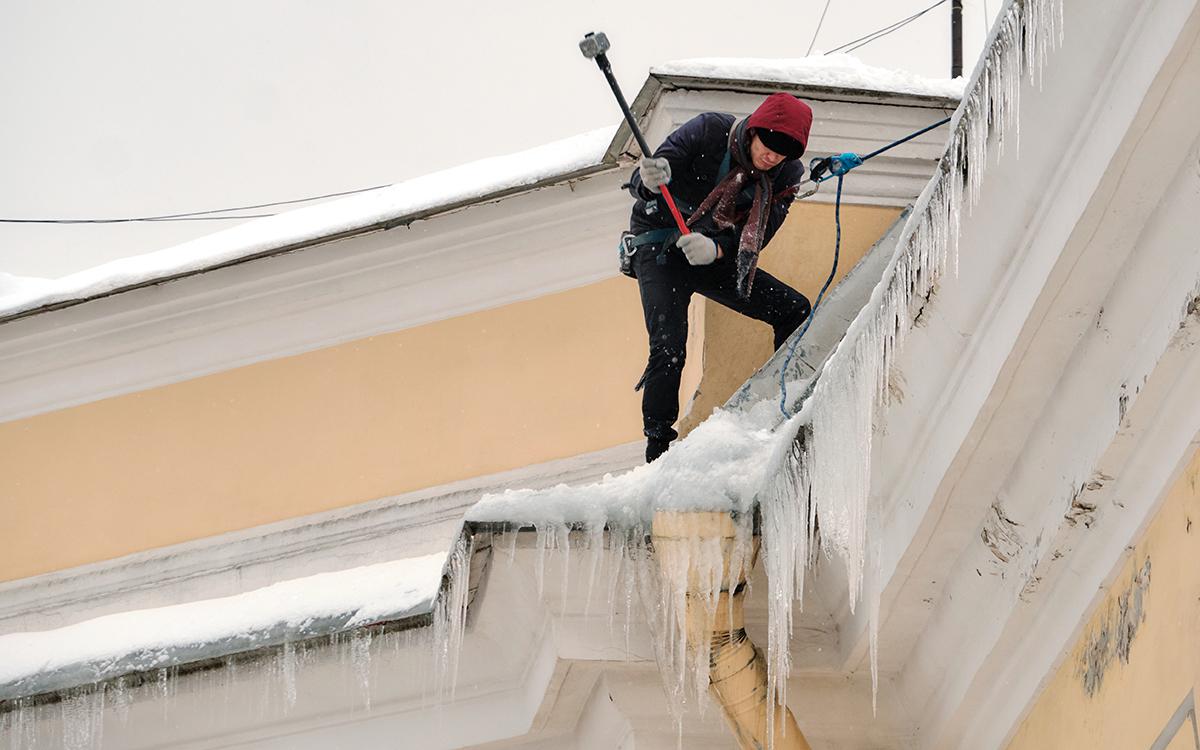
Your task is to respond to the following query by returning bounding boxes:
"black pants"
[634,244,811,447]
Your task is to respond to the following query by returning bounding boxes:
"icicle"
[555,524,572,609]
[582,522,605,618]
[60,685,105,750]
[433,533,473,700]
[759,418,811,728]
[109,675,132,725]
[534,525,549,599]
[605,527,627,637]
[502,529,519,567]
[351,630,372,711]
[10,698,38,750]
[752,0,1066,726]
[280,641,298,714]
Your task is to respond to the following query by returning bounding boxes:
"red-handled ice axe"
[579,31,690,236]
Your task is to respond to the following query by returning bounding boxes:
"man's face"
[749,134,787,171]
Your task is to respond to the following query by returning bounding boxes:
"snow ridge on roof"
[653,54,966,100]
[0,55,959,322]
[0,552,446,701]
[0,127,615,320]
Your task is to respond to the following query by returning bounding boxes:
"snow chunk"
[654,54,966,100]
[0,127,616,320]
[0,552,446,700]
[468,404,803,528]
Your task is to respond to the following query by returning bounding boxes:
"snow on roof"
[0,552,446,701]
[467,401,802,528]
[0,54,955,321]
[0,127,616,321]
[0,56,960,323]
[653,54,967,100]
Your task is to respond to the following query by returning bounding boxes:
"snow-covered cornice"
[0,553,446,701]
[0,129,620,323]
[0,75,952,424]
[0,56,961,327]
[0,442,643,707]
[651,54,966,102]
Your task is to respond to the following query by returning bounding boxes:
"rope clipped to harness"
[777,115,951,418]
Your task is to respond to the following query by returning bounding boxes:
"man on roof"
[626,92,814,463]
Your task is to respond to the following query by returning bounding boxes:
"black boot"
[646,438,671,463]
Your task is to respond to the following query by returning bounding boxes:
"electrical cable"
[807,0,835,56]
[0,182,392,224]
[839,4,946,55]
[824,0,949,56]
[842,1,949,54]
[827,0,948,55]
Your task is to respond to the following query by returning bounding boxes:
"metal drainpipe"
[651,511,811,750]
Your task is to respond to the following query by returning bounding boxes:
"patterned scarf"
[686,118,796,298]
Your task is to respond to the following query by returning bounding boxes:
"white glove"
[639,157,671,193]
[678,233,718,266]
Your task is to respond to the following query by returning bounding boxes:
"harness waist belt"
[629,228,678,247]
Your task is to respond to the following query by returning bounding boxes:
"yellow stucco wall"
[1006,448,1200,750]
[0,278,653,581]
[0,199,891,582]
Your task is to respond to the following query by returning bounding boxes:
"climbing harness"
[778,115,952,418]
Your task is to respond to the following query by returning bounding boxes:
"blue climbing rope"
[779,175,843,417]
[776,115,952,418]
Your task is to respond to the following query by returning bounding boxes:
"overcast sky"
[0,0,999,278]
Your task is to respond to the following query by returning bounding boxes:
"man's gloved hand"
[639,157,671,193]
[678,232,718,266]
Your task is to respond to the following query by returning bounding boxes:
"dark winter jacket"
[627,112,806,255]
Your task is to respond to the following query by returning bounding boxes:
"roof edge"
[651,72,962,109]
[0,161,620,326]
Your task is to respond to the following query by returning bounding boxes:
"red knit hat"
[746,93,813,158]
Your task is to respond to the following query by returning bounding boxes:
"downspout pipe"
[651,511,811,750]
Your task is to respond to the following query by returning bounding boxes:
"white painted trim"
[805,0,1200,745]
[0,172,628,423]
[961,307,1200,750]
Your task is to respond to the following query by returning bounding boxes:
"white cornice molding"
[0,171,628,423]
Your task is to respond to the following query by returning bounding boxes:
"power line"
[838,0,949,54]
[0,182,392,225]
[825,0,946,54]
[807,0,835,56]
[824,0,949,56]
[0,213,277,224]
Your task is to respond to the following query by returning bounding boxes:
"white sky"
[0,0,999,279]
